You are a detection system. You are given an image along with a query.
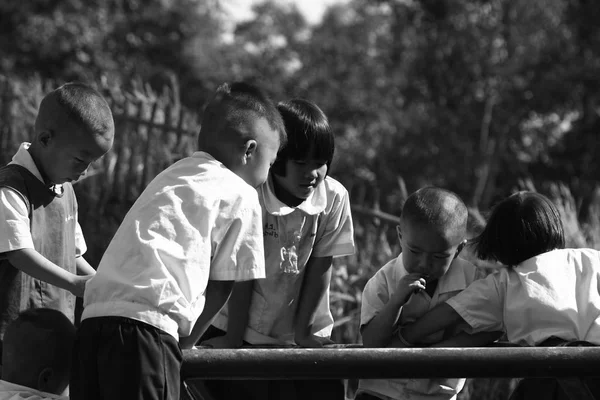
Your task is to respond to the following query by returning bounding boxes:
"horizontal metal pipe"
[181,347,600,380]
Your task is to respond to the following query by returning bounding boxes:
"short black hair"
[38,81,114,137]
[400,186,468,240]
[271,99,335,177]
[472,191,565,266]
[198,81,286,149]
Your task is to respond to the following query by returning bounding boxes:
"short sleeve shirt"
[358,255,483,400]
[82,152,266,339]
[213,175,355,344]
[0,143,86,258]
[447,248,600,346]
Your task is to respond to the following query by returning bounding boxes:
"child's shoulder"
[322,176,348,195]
[449,256,484,282]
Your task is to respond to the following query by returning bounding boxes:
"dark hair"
[400,186,468,239]
[271,99,335,177]
[198,81,286,149]
[472,191,565,266]
[43,82,114,137]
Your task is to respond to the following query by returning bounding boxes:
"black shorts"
[70,316,182,400]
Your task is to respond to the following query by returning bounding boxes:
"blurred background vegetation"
[1,0,599,398]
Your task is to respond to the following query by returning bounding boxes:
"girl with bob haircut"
[398,191,600,349]
[202,98,355,400]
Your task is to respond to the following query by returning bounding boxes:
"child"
[356,187,499,400]
[0,308,76,400]
[202,98,355,399]
[0,82,114,341]
[400,191,600,347]
[70,82,286,400]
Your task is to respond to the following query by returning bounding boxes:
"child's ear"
[242,139,258,164]
[396,225,403,252]
[38,130,53,148]
[37,367,53,392]
[454,239,467,259]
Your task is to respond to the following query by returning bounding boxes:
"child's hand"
[70,274,94,297]
[392,273,426,305]
[295,334,334,348]
[201,335,242,349]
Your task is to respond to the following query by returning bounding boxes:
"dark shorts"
[188,325,345,400]
[70,316,183,400]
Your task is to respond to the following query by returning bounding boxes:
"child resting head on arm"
[1,308,75,399]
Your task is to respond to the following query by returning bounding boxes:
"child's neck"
[272,178,304,207]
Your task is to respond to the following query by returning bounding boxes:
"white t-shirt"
[0,380,67,400]
[82,151,266,339]
[0,143,86,257]
[358,255,483,400]
[447,248,600,346]
[213,174,355,344]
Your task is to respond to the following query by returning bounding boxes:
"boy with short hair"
[356,187,498,400]
[0,308,76,400]
[0,82,114,340]
[71,81,286,400]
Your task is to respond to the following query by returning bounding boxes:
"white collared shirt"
[82,151,266,339]
[447,248,600,346]
[0,380,67,400]
[0,143,86,257]
[213,174,355,344]
[358,255,483,400]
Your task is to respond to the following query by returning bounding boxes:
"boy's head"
[31,82,115,185]
[1,308,76,395]
[271,99,335,202]
[397,187,468,281]
[197,82,286,188]
[473,191,565,266]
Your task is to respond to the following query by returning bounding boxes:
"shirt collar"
[9,142,64,197]
[260,174,328,216]
[398,255,470,295]
[0,379,64,399]
[9,142,45,183]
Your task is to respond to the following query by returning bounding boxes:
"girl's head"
[271,99,335,205]
[473,191,565,266]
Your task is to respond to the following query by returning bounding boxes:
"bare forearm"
[361,298,405,348]
[402,303,463,344]
[222,280,254,346]
[430,331,503,348]
[6,248,79,293]
[294,257,332,340]
[76,257,96,275]
[180,280,234,349]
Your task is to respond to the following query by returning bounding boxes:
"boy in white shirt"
[70,82,286,400]
[0,308,75,400]
[357,187,499,400]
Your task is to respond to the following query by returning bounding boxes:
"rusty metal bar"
[181,347,600,380]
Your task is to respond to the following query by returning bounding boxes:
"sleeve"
[311,187,355,258]
[446,272,505,333]
[209,194,266,282]
[0,187,34,255]
[360,271,389,328]
[74,220,87,257]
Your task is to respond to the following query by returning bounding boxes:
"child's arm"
[400,303,463,346]
[75,257,96,275]
[294,256,334,347]
[179,279,235,349]
[5,248,90,297]
[201,280,254,348]
[362,272,426,348]
[429,331,503,347]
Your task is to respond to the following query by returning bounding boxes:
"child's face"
[272,157,328,202]
[397,220,465,281]
[241,116,280,188]
[38,121,113,185]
